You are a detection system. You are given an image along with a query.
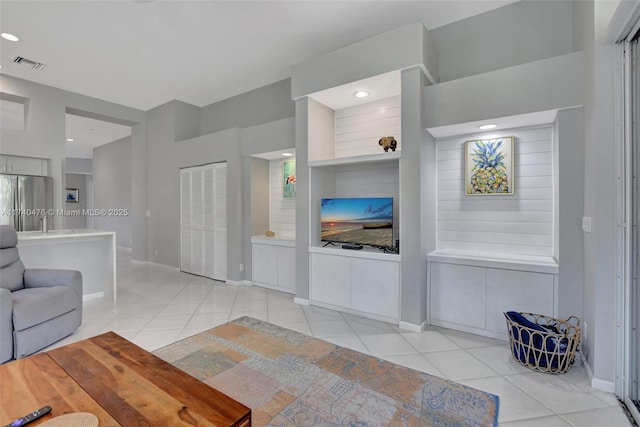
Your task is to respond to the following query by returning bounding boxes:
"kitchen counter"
[17,229,117,301]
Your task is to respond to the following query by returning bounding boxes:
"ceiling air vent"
[12,55,46,71]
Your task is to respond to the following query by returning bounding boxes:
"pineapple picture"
[465,137,514,195]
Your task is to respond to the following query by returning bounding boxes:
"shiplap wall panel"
[334,162,400,241]
[437,126,553,256]
[270,158,296,235]
[334,96,401,158]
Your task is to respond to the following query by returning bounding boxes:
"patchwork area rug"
[154,317,499,426]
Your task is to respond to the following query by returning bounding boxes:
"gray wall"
[201,79,294,135]
[93,136,132,248]
[63,173,88,229]
[65,157,93,175]
[429,0,577,82]
[243,157,270,281]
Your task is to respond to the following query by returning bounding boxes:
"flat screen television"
[321,197,394,249]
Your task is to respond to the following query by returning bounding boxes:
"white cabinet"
[0,155,48,176]
[251,238,296,294]
[428,255,558,339]
[311,252,351,307]
[311,249,400,322]
[350,258,399,320]
[180,163,227,281]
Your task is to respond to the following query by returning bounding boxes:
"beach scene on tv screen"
[321,197,393,247]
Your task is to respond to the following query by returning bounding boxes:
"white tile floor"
[47,249,634,427]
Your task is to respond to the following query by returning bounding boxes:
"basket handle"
[565,316,580,326]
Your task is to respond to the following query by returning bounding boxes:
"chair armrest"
[24,269,83,323]
[24,269,82,300]
[0,288,13,362]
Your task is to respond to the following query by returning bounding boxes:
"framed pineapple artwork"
[465,136,514,195]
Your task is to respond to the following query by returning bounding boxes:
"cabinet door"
[276,246,295,293]
[310,253,350,308]
[0,155,7,173]
[203,167,216,279]
[350,259,399,320]
[252,244,278,286]
[190,169,204,276]
[485,269,554,335]
[6,156,45,176]
[180,170,192,273]
[213,163,227,280]
[430,263,486,328]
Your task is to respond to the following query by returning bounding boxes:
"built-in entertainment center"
[306,93,404,323]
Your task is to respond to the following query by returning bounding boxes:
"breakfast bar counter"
[17,229,117,301]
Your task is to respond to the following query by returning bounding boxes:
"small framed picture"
[465,136,514,195]
[283,160,296,198]
[65,188,79,203]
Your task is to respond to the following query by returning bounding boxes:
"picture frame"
[283,160,296,198]
[465,136,514,195]
[65,188,79,203]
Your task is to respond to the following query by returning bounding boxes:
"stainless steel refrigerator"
[0,174,53,231]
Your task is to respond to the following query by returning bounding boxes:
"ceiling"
[0,1,519,159]
[65,114,131,159]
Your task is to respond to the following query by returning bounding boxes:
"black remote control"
[342,244,363,250]
[5,406,51,427]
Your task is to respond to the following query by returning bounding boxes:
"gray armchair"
[0,225,82,363]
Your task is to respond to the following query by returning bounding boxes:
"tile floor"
[48,249,634,427]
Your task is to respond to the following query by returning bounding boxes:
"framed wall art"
[65,188,79,203]
[465,136,514,195]
[283,160,296,198]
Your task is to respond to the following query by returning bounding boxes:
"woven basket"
[504,312,581,374]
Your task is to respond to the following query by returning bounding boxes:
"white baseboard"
[294,297,310,306]
[83,292,104,301]
[147,261,180,271]
[580,353,616,393]
[429,319,508,340]
[226,279,252,286]
[399,320,427,333]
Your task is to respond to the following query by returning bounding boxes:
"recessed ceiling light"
[66,138,74,142]
[479,124,497,130]
[282,152,293,157]
[1,33,20,42]
[354,90,370,98]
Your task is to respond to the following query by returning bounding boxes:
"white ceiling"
[65,114,131,159]
[309,71,401,110]
[0,0,517,112]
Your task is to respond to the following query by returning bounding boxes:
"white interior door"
[213,163,227,281]
[190,169,204,276]
[180,163,227,281]
[180,170,192,273]
[203,167,215,279]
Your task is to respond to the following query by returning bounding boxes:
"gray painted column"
[399,67,434,328]
[131,121,148,261]
[555,107,585,320]
[295,98,310,301]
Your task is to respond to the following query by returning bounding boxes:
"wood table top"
[1,332,251,426]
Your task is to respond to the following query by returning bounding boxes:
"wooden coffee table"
[0,332,251,426]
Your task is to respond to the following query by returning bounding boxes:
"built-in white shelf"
[310,245,400,262]
[308,151,400,168]
[427,250,558,274]
[251,235,295,247]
